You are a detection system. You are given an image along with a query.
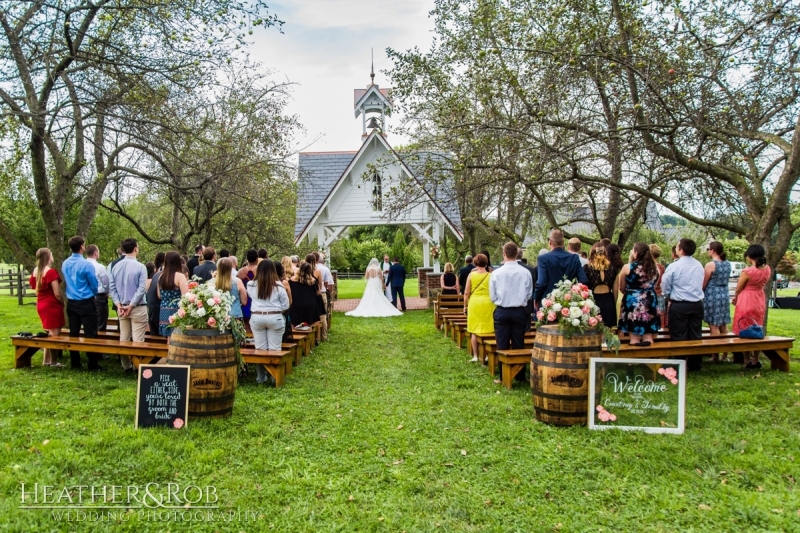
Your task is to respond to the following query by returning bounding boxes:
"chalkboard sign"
[588,358,686,434]
[135,364,190,429]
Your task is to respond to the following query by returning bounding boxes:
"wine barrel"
[167,329,237,418]
[530,325,602,426]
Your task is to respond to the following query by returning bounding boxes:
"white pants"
[118,305,147,370]
[319,292,328,341]
[250,313,285,383]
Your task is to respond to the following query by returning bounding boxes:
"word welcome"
[606,373,668,394]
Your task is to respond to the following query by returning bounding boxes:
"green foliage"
[721,238,751,264]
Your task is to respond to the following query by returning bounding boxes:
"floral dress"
[704,260,731,326]
[158,289,182,337]
[619,261,660,336]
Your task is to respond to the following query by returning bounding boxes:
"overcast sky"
[248,0,435,154]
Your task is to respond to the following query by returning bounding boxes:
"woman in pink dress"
[732,244,771,369]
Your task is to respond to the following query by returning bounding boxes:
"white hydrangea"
[552,303,562,312]
[569,307,583,318]
[196,308,206,317]
[571,318,580,326]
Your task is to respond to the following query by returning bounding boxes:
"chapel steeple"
[354,52,393,139]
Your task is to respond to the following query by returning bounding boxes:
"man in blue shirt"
[109,238,148,373]
[534,229,588,308]
[61,236,101,370]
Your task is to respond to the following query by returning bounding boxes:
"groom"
[386,257,407,311]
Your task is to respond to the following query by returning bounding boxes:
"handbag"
[737,317,764,339]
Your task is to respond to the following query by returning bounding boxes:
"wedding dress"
[346,258,403,317]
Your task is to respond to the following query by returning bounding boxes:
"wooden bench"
[11,335,294,387]
[495,336,794,389]
[434,294,463,329]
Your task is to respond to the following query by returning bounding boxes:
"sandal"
[50,362,65,368]
[634,341,652,347]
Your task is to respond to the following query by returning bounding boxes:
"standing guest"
[458,256,475,295]
[247,259,290,385]
[568,238,588,266]
[732,244,771,369]
[257,248,268,263]
[290,255,300,275]
[386,257,407,311]
[229,255,238,278]
[109,238,148,373]
[618,242,660,346]
[440,262,459,295]
[580,251,588,261]
[306,253,327,337]
[289,262,321,328]
[650,244,668,329]
[86,244,110,334]
[315,252,334,340]
[62,236,101,370]
[703,241,732,363]
[490,242,532,354]
[516,248,538,330]
[534,230,588,309]
[180,257,189,276]
[208,258,247,321]
[158,251,189,339]
[154,251,166,272]
[671,246,679,262]
[464,254,494,362]
[219,248,230,259]
[281,256,294,283]
[237,249,259,326]
[661,238,706,371]
[145,262,156,291]
[147,253,164,336]
[107,244,125,276]
[29,248,65,367]
[186,245,203,278]
[193,247,217,282]
[274,261,294,343]
[583,242,619,329]
[381,254,393,300]
[481,250,494,272]
[606,243,624,271]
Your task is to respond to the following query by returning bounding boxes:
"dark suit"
[186,255,201,278]
[193,261,217,282]
[458,263,475,295]
[534,248,588,307]
[517,260,537,331]
[386,262,407,310]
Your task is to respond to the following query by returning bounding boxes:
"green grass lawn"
[336,278,419,299]
[0,297,799,532]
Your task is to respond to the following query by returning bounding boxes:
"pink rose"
[588,317,598,327]
[571,286,581,293]
[213,296,221,305]
[542,299,552,308]
[582,305,591,314]
[188,282,198,289]
[168,315,176,324]
[186,293,196,302]
[563,293,572,301]
[596,315,602,323]
[670,378,678,385]
[596,405,604,412]
[609,414,617,422]
[173,418,184,429]
[196,299,204,308]
[665,368,677,379]
[560,308,570,317]
[581,291,590,299]
[536,311,545,321]
[598,411,610,422]
[142,369,152,379]
[547,311,556,322]
[207,317,217,327]
[658,368,666,375]
[177,308,186,318]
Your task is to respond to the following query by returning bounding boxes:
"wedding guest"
[237,249,259,324]
[703,241,732,363]
[219,248,230,259]
[606,243,624,271]
[481,250,494,272]
[208,258,247,321]
[229,255,238,278]
[440,262,459,295]
[568,238,588,266]
[146,252,164,336]
[670,246,679,262]
[257,248,268,263]
[281,256,294,282]
[732,244,771,369]
[107,244,125,276]
[315,252,334,340]
[661,238,705,371]
[158,251,189,339]
[463,254,494,362]
[381,254,393,299]
[145,262,155,291]
[458,256,475,295]
[583,242,619,329]
[247,259,290,385]
[62,236,101,370]
[580,251,588,260]
[186,244,203,278]
[490,242,533,352]
[274,261,294,343]
[289,262,321,328]
[180,257,189,276]
[86,244,110,333]
[618,242,660,346]
[307,253,328,340]
[534,230,588,308]
[108,238,148,372]
[290,255,300,274]
[650,244,668,329]
[193,246,217,282]
[516,247,537,329]
[29,248,65,367]
[154,251,166,272]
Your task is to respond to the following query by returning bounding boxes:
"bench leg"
[15,346,38,368]
[285,357,293,375]
[763,350,789,372]
[488,351,497,375]
[294,347,301,367]
[502,363,525,389]
[265,365,285,388]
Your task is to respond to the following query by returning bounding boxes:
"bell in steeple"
[354,51,393,139]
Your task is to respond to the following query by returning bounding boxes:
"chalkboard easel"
[135,364,190,429]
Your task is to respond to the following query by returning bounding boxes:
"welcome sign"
[588,358,686,434]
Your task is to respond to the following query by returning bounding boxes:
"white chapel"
[293,68,462,271]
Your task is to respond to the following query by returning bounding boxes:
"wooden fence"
[0,268,33,304]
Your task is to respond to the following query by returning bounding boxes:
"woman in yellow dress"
[463,254,495,363]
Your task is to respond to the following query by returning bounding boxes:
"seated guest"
[157,251,189,339]
[440,262,459,295]
[732,244,771,369]
[247,259,290,385]
[457,255,475,295]
[703,241,731,363]
[289,262,321,328]
[568,237,588,266]
[618,242,660,346]
[208,258,247,321]
[534,229,588,308]
[661,238,705,370]
[464,254,494,362]
[193,246,217,282]
[29,248,65,367]
[583,242,619,328]
[490,242,533,353]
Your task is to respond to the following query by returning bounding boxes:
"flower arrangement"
[535,278,620,352]
[168,280,247,369]
[596,404,617,423]
[657,366,679,385]
[430,244,440,259]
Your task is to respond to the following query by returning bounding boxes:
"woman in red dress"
[29,248,66,367]
[732,244,771,369]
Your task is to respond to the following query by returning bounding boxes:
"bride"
[346,258,403,317]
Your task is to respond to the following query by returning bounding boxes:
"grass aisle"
[0,299,799,532]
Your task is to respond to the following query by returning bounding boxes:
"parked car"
[729,261,746,278]
[775,274,789,289]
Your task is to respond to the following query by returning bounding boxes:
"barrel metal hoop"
[532,390,588,401]
[534,406,586,418]
[534,342,601,353]
[168,360,237,369]
[169,340,236,350]
[175,329,233,337]
[189,394,236,404]
[188,407,233,417]
[531,357,588,370]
